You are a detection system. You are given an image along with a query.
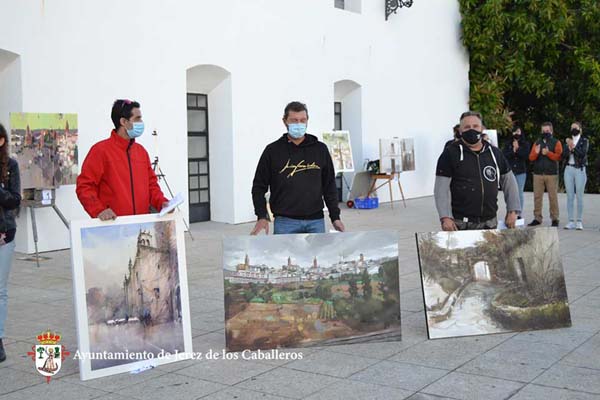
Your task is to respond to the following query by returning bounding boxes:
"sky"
[81,222,159,289]
[223,231,398,271]
[10,112,78,130]
[430,230,485,249]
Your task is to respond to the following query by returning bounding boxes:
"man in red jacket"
[76,99,168,220]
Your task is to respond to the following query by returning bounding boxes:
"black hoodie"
[252,133,340,222]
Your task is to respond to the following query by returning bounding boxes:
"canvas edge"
[414,232,432,340]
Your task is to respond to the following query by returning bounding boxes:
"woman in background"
[0,122,22,362]
[562,121,589,230]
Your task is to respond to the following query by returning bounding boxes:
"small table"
[367,174,406,208]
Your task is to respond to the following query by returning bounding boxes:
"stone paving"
[1,193,599,400]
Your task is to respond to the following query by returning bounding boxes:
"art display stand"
[367,172,406,208]
[151,157,193,238]
[22,188,69,267]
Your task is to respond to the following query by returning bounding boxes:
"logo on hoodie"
[279,159,321,178]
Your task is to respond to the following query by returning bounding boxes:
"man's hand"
[441,217,457,231]
[505,211,518,229]
[162,201,175,214]
[98,208,117,221]
[333,220,345,232]
[541,147,549,156]
[534,144,541,154]
[251,219,270,235]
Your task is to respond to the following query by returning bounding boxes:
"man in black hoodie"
[251,101,344,235]
[434,111,521,231]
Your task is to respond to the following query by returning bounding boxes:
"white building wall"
[0,0,468,252]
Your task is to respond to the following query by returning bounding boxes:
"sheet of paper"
[159,192,184,217]
[497,218,525,230]
[41,189,52,206]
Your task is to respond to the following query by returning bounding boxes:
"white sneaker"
[576,221,584,230]
[564,221,576,230]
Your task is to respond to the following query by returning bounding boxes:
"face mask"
[127,122,145,139]
[513,134,521,140]
[288,123,307,139]
[571,128,581,136]
[462,129,481,145]
[543,132,551,140]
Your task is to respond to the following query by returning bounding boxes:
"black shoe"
[528,220,541,227]
[552,220,560,227]
[0,338,6,363]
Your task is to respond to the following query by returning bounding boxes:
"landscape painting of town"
[10,112,78,189]
[322,131,354,173]
[71,215,192,380]
[223,231,401,351]
[416,227,571,340]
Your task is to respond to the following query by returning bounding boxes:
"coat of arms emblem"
[27,331,70,383]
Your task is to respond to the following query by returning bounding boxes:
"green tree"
[361,269,372,299]
[348,278,359,301]
[460,0,600,192]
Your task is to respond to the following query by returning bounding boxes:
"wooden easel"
[367,173,406,208]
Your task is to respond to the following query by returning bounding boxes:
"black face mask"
[571,128,581,136]
[543,132,552,140]
[513,134,521,140]
[462,129,481,145]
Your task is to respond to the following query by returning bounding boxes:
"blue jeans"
[564,165,587,222]
[273,217,325,234]
[0,240,16,338]
[514,173,527,216]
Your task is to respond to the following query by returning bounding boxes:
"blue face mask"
[127,122,145,139]
[288,123,307,139]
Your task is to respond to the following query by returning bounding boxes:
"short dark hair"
[453,124,460,134]
[283,101,308,120]
[459,111,483,124]
[111,99,140,130]
[512,126,521,133]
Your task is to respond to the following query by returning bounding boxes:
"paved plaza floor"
[1,193,599,400]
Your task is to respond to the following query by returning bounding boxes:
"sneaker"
[0,338,6,363]
[576,221,584,230]
[552,220,560,227]
[528,220,541,227]
[564,221,576,230]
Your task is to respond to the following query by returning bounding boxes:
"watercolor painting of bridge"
[416,228,571,339]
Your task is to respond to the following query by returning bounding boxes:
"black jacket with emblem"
[252,133,340,222]
[436,141,511,221]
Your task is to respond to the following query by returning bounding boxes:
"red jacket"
[76,130,167,218]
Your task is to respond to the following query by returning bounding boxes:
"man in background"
[528,122,562,227]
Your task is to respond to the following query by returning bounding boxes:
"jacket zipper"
[127,141,137,215]
[476,153,484,217]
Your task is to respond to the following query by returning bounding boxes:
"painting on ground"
[70,214,193,380]
[416,227,571,339]
[9,112,78,189]
[223,231,401,351]
[322,131,354,173]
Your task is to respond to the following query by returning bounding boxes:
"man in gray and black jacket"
[434,111,521,231]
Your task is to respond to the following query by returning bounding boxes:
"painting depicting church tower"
[70,214,192,380]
